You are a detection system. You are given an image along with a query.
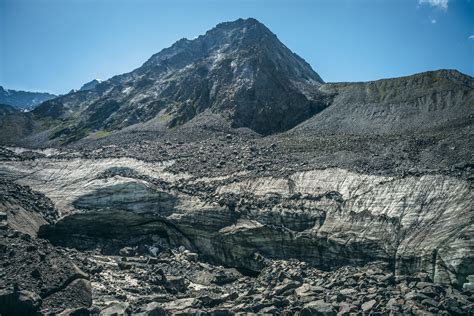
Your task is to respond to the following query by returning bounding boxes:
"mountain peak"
[30,18,328,142]
[79,79,103,91]
[212,17,267,32]
[140,18,322,84]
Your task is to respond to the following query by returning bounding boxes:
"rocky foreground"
[0,140,473,315]
[1,229,474,315]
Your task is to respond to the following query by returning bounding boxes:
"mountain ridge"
[0,86,57,111]
[24,18,327,144]
[291,69,474,135]
[1,18,473,147]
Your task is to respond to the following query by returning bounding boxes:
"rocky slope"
[0,180,91,315]
[0,103,19,115]
[0,230,92,315]
[292,70,474,135]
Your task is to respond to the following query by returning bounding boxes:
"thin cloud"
[469,35,474,40]
[419,0,449,10]
[431,19,437,24]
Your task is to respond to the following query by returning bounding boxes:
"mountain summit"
[138,18,323,85]
[30,18,328,143]
[79,79,103,91]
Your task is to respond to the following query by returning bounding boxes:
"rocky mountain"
[0,86,57,111]
[79,79,103,91]
[0,18,473,315]
[292,70,474,135]
[0,103,18,115]
[5,18,328,145]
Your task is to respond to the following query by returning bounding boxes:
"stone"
[300,300,336,316]
[43,278,92,311]
[119,247,135,257]
[296,284,325,297]
[421,297,439,308]
[137,302,168,316]
[416,282,437,289]
[339,288,357,296]
[386,298,399,310]
[183,251,199,262]
[58,307,92,316]
[259,305,279,313]
[337,302,350,315]
[405,291,430,301]
[419,286,441,298]
[163,298,197,312]
[163,276,188,293]
[117,261,132,270]
[273,280,301,295]
[100,301,129,316]
[361,299,377,312]
[378,273,395,284]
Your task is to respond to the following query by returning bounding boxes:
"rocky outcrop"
[79,79,102,92]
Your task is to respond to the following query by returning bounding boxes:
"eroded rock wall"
[1,156,472,287]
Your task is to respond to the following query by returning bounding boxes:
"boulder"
[100,301,129,316]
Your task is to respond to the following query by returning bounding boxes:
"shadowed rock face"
[73,182,178,215]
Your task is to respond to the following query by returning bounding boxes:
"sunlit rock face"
[2,156,472,287]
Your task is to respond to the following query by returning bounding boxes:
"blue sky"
[1,0,473,94]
